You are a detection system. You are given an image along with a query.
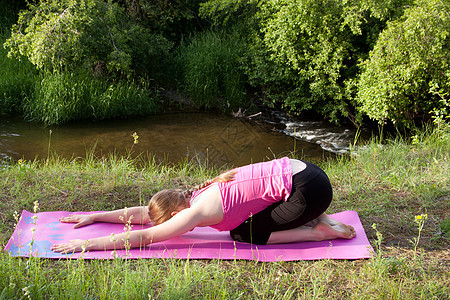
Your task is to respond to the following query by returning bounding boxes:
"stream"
[0,112,363,167]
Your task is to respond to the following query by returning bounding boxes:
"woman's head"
[148,189,188,226]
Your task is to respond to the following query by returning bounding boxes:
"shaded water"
[0,112,359,167]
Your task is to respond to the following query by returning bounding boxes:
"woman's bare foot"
[313,221,356,241]
[266,213,356,244]
[304,213,356,240]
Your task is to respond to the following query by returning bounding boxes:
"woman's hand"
[59,214,94,228]
[50,239,87,253]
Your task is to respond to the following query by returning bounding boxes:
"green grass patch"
[0,1,37,115]
[0,38,37,115]
[175,30,249,112]
[0,127,448,298]
[25,71,161,125]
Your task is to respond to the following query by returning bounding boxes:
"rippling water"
[272,112,361,154]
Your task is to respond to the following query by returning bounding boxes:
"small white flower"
[13,211,19,222]
[33,201,39,213]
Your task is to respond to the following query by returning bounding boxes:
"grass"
[323,126,449,251]
[0,126,448,299]
[0,41,37,115]
[0,1,37,116]
[25,71,162,125]
[175,30,249,112]
[0,1,162,125]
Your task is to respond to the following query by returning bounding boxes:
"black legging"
[229,161,332,245]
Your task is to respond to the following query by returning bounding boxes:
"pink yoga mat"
[4,210,373,261]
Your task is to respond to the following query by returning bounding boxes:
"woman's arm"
[91,206,150,224]
[51,206,204,253]
[60,206,150,228]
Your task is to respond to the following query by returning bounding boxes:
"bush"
[176,30,247,111]
[357,0,450,126]
[4,0,171,77]
[201,0,431,124]
[24,70,160,125]
[204,0,411,124]
[129,0,204,41]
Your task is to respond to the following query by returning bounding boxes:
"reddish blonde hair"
[148,169,237,225]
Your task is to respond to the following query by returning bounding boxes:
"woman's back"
[191,157,293,231]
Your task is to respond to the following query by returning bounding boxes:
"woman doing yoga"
[51,157,356,253]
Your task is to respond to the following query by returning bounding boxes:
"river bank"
[0,126,448,298]
[2,1,448,129]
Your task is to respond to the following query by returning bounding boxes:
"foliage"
[0,0,24,36]
[199,0,257,28]
[0,40,37,115]
[119,0,204,41]
[0,128,448,298]
[201,0,413,124]
[0,0,36,115]
[357,0,450,125]
[176,30,248,111]
[24,70,160,125]
[2,0,449,127]
[4,0,172,77]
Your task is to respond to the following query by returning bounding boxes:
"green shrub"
[132,0,204,41]
[201,0,412,124]
[176,30,247,111]
[357,0,450,126]
[4,0,171,77]
[200,0,422,123]
[24,70,160,125]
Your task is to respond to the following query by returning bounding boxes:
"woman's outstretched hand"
[50,239,86,253]
[59,214,94,228]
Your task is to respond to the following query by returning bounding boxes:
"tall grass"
[323,125,449,213]
[0,1,37,115]
[175,30,249,111]
[0,41,37,115]
[1,55,162,125]
[0,127,448,298]
[24,70,161,125]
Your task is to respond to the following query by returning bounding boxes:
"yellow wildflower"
[415,214,428,221]
[132,132,139,144]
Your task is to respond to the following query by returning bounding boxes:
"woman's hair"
[148,169,237,225]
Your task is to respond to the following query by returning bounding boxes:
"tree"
[201,0,412,124]
[357,0,450,125]
[4,0,171,77]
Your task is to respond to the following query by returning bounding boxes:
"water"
[271,112,361,154]
[0,112,360,166]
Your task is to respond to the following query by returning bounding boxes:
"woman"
[51,157,355,253]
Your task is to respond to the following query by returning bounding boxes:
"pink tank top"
[190,157,293,231]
